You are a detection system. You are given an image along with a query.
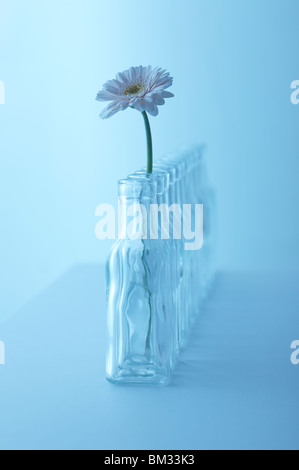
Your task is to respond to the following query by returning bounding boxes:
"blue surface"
[0,266,298,450]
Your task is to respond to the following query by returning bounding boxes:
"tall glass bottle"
[130,169,180,363]
[153,162,185,350]
[179,147,205,324]
[161,154,190,343]
[106,177,173,384]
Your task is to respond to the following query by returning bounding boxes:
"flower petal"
[100,102,121,119]
[120,101,130,111]
[116,72,130,87]
[103,79,122,95]
[160,91,175,99]
[96,90,118,102]
[148,105,159,117]
[128,66,138,83]
[155,77,173,89]
[143,101,159,116]
[132,100,146,113]
[146,93,165,106]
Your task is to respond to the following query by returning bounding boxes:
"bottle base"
[107,356,170,385]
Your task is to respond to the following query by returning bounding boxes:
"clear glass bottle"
[106,177,173,385]
[192,147,216,292]
[130,169,180,363]
[180,147,205,325]
[161,154,190,344]
[153,161,185,350]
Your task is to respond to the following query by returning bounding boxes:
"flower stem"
[142,111,153,173]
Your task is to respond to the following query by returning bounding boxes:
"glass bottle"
[130,169,180,363]
[161,154,190,343]
[106,177,173,384]
[153,162,185,350]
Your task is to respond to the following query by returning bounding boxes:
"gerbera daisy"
[96,66,174,173]
[96,66,174,119]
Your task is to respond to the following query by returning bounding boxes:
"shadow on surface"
[0,266,298,449]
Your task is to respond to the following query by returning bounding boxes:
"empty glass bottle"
[106,177,173,384]
[129,169,180,363]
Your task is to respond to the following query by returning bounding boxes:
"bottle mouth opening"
[131,170,170,193]
[118,178,157,200]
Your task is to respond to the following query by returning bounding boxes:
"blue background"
[0,0,299,450]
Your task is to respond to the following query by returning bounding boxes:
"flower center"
[124,82,145,96]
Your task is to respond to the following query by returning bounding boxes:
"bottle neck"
[118,178,157,240]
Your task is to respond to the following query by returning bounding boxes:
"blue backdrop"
[0,0,299,451]
[1,0,299,319]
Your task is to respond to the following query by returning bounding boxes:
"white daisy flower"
[96,65,174,119]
